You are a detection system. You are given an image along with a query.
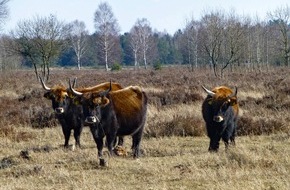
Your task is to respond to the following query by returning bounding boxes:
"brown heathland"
[0,66,290,189]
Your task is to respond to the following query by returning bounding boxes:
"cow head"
[202,85,238,123]
[69,80,112,124]
[40,77,76,115]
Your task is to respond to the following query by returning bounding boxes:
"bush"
[153,62,162,70]
[30,107,58,128]
[145,115,205,138]
[237,116,287,136]
[111,63,122,71]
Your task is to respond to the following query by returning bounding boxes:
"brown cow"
[201,85,239,152]
[70,81,148,166]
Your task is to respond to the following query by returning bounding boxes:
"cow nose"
[85,116,99,124]
[55,108,64,114]
[213,116,224,122]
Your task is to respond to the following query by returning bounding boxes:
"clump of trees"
[1,1,290,79]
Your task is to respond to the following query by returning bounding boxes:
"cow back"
[76,82,122,93]
[110,86,145,117]
[109,86,148,135]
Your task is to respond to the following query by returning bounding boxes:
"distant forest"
[0,1,290,78]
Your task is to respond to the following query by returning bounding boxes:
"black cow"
[201,85,239,152]
[70,82,148,166]
[40,78,123,149]
[40,77,84,148]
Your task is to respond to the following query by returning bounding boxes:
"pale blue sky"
[4,0,290,35]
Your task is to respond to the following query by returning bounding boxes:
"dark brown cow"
[40,78,122,148]
[201,85,239,152]
[70,82,148,166]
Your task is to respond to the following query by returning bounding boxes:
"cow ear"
[44,92,53,99]
[93,97,102,105]
[67,91,75,99]
[101,97,110,107]
[63,92,68,98]
[207,98,213,105]
[73,96,81,105]
[229,97,237,106]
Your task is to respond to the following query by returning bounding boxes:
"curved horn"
[201,85,215,97]
[72,77,77,88]
[108,80,112,92]
[39,76,51,91]
[229,86,238,98]
[100,80,112,97]
[69,78,83,96]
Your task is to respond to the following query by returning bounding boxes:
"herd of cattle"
[39,77,239,166]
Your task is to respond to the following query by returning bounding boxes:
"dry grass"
[1,66,290,189]
[0,127,290,189]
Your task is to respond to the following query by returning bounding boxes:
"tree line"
[0,1,290,79]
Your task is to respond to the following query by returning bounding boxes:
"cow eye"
[89,102,99,109]
[221,101,230,110]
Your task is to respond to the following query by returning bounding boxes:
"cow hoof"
[67,144,75,151]
[99,159,108,167]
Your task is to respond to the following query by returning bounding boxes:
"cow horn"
[202,85,215,97]
[72,77,77,88]
[101,80,112,97]
[229,86,238,98]
[39,76,51,91]
[109,80,112,92]
[69,78,83,96]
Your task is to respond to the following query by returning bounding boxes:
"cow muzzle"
[85,116,100,124]
[55,108,64,114]
[213,116,224,122]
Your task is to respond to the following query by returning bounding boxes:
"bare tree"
[220,11,246,76]
[199,10,225,77]
[133,18,153,69]
[0,35,21,71]
[0,0,9,31]
[94,2,120,71]
[0,0,10,71]
[183,18,200,71]
[69,20,88,70]
[267,5,290,66]
[129,25,141,69]
[10,14,70,80]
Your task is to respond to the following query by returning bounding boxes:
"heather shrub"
[30,106,58,128]
[0,67,290,138]
[145,115,205,137]
[237,116,287,136]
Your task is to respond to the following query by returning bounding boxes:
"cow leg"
[222,138,230,150]
[131,129,143,158]
[89,125,106,166]
[230,130,236,146]
[207,126,220,152]
[96,138,106,166]
[117,136,124,146]
[106,134,117,156]
[230,136,236,146]
[209,136,221,152]
[61,125,71,148]
[73,126,83,148]
[112,136,124,147]
[230,124,237,146]
[223,124,235,149]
